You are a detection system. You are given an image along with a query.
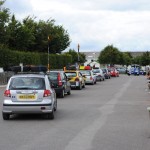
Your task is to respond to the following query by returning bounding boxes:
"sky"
[4,0,150,52]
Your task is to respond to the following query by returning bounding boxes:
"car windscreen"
[9,77,45,90]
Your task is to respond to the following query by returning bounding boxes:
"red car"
[109,68,119,77]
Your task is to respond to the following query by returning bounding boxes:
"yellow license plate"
[18,94,36,100]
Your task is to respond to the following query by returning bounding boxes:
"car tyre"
[47,110,54,120]
[78,83,82,90]
[91,80,94,85]
[60,89,65,98]
[3,113,10,120]
[67,89,71,95]
[82,82,85,88]
[54,100,57,111]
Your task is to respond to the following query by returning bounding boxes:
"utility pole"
[77,43,80,69]
[47,36,51,71]
[77,44,80,62]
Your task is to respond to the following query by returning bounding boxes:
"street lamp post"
[93,53,95,61]
[77,44,80,69]
[77,43,80,62]
[47,36,50,71]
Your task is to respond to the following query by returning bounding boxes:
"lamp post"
[77,43,80,62]
[77,44,80,69]
[47,36,50,71]
[93,53,95,61]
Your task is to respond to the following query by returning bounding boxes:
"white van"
[0,67,4,73]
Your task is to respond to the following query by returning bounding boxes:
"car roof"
[11,73,46,78]
[48,70,64,73]
[65,70,80,72]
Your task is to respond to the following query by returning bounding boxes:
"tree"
[7,15,21,49]
[0,0,10,45]
[65,49,86,64]
[1,1,71,53]
[122,52,132,66]
[98,45,121,66]
[140,51,150,66]
[30,19,70,54]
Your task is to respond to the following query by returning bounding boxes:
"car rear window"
[93,70,100,73]
[9,77,45,90]
[48,72,58,80]
[80,71,91,76]
[65,72,77,77]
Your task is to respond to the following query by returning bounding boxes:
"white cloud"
[4,0,150,52]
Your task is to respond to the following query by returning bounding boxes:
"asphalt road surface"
[0,75,150,150]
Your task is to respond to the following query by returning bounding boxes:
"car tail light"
[4,90,11,97]
[90,77,93,80]
[57,73,62,86]
[43,90,51,97]
[98,74,102,77]
[75,77,79,81]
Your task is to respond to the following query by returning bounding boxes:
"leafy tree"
[7,15,21,49]
[122,52,132,66]
[21,16,37,51]
[132,56,141,65]
[1,0,71,53]
[98,45,121,66]
[140,51,150,66]
[65,49,86,64]
[0,0,10,45]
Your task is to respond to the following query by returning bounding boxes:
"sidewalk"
[0,84,6,88]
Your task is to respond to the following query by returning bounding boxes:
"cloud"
[4,0,150,52]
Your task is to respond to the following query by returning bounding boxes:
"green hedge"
[0,46,72,70]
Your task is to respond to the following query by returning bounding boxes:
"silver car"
[80,70,97,85]
[2,73,57,120]
[92,68,105,81]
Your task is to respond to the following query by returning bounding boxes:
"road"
[0,75,150,150]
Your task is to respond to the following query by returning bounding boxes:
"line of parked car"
[48,66,120,98]
[2,65,120,120]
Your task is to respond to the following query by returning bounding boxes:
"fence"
[0,72,14,85]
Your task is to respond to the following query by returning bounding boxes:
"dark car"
[101,68,111,79]
[47,71,71,98]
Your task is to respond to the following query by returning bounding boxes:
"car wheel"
[78,83,82,90]
[54,99,57,111]
[67,90,71,95]
[47,110,54,120]
[91,80,94,85]
[60,89,65,98]
[82,82,85,88]
[3,113,10,120]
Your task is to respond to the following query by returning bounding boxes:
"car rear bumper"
[54,87,63,94]
[3,99,53,114]
[85,80,93,84]
[70,81,80,88]
[3,104,53,114]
